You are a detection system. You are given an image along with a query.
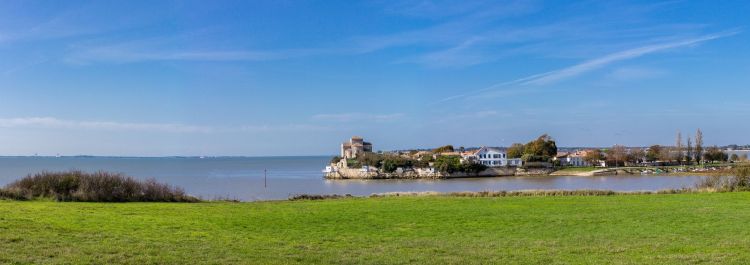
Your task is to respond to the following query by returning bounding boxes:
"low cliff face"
[325,167,517,179]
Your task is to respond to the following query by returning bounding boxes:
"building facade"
[340,136,373,159]
[473,147,509,167]
[555,150,592,167]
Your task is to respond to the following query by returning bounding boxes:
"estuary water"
[0,156,705,201]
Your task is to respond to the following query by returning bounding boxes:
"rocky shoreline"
[325,165,734,179]
[324,167,555,179]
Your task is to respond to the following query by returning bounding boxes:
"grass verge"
[2,192,750,264]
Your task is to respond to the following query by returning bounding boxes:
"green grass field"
[2,192,750,264]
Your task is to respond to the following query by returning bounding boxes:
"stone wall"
[513,167,555,176]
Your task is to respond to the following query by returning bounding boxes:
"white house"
[471,147,511,167]
[554,150,592,167]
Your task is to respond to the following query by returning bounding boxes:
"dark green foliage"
[522,134,557,162]
[346,158,361,168]
[433,155,463,173]
[1,171,198,202]
[356,152,384,167]
[703,146,728,163]
[431,155,486,173]
[506,143,525,159]
[289,194,353,200]
[433,145,455,153]
[646,145,662,162]
[381,156,414,173]
[330,156,342,164]
[351,153,420,173]
[461,163,488,174]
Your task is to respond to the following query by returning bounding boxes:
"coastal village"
[325,132,749,179]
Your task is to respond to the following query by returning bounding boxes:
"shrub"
[433,155,462,173]
[461,163,488,174]
[381,156,415,173]
[433,145,454,154]
[289,194,353,200]
[2,170,199,202]
[695,166,750,191]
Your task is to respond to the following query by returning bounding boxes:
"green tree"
[506,143,525,159]
[703,146,728,163]
[356,152,384,167]
[461,163,488,174]
[330,156,342,164]
[646,145,662,162]
[433,155,462,173]
[522,134,557,162]
[433,145,455,154]
[381,156,414,173]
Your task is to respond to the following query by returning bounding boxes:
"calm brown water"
[0,156,705,201]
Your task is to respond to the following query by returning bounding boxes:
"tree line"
[581,129,742,166]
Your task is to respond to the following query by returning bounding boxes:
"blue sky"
[1,0,749,156]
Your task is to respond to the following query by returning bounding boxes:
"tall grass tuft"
[695,166,750,192]
[289,194,353,201]
[0,170,199,202]
[370,189,691,198]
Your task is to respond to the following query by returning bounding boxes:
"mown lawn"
[2,193,750,264]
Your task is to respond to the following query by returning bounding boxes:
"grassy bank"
[3,193,750,264]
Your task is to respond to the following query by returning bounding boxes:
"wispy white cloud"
[521,31,738,85]
[0,117,335,133]
[311,113,405,122]
[68,48,288,64]
[0,117,214,133]
[438,31,739,102]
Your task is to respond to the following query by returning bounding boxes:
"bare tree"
[675,131,683,164]
[685,135,693,164]
[659,146,673,162]
[628,148,646,165]
[607,145,628,166]
[695,129,703,164]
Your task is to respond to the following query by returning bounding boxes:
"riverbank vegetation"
[0,171,198,202]
[695,165,750,191]
[2,192,750,264]
[339,150,489,174]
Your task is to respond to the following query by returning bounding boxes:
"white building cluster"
[461,147,523,167]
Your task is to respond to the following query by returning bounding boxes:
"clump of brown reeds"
[0,170,199,202]
[289,194,353,201]
[370,189,691,198]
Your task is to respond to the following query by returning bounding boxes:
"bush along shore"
[305,165,750,200]
[0,170,199,202]
[325,151,555,179]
